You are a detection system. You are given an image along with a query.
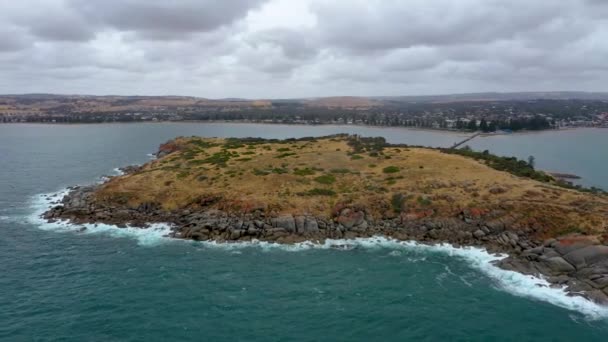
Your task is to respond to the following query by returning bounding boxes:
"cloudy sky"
[1,0,607,98]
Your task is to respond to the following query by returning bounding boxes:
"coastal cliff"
[43,135,608,304]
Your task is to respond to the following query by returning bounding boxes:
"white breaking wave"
[27,189,173,247]
[0,215,9,221]
[112,168,125,176]
[28,189,608,320]
[196,238,608,319]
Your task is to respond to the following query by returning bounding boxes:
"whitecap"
[400,241,608,320]
[112,168,125,176]
[195,237,608,319]
[27,190,608,319]
[26,189,173,247]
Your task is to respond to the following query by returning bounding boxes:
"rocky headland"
[43,135,608,304]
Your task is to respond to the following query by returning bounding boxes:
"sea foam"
[27,189,173,247]
[27,188,608,319]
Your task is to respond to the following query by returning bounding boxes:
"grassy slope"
[95,135,608,240]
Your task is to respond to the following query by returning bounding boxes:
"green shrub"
[293,168,316,176]
[201,150,233,167]
[297,188,337,196]
[330,168,351,174]
[177,171,190,179]
[391,193,405,212]
[190,140,219,149]
[314,174,336,185]
[187,159,206,166]
[383,166,400,173]
[275,152,297,159]
[347,136,387,153]
[417,196,432,206]
[252,169,270,176]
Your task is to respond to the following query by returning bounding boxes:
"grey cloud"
[70,0,267,40]
[0,27,31,52]
[27,15,96,42]
[1,0,608,98]
[4,1,98,42]
[310,0,584,52]
[251,28,318,60]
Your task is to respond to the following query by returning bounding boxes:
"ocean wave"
[0,215,9,221]
[201,238,608,319]
[28,189,608,319]
[27,190,173,247]
[112,168,125,176]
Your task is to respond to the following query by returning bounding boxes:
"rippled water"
[1,123,607,341]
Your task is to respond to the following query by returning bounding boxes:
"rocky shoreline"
[42,167,608,305]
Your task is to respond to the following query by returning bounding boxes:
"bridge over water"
[450,132,481,149]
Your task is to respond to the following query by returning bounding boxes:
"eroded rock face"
[336,208,366,229]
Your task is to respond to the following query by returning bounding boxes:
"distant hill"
[373,92,608,103]
[2,92,608,118]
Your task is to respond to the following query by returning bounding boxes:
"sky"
[1,0,608,98]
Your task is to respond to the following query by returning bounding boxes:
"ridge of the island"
[43,134,608,304]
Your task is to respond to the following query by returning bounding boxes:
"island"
[43,134,608,304]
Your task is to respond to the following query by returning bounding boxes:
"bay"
[1,123,607,341]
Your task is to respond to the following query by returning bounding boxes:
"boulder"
[337,208,365,229]
[554,240,594,256]
[229,229,243,240]
[352,220,368,232]
[542,256,575,274]
[473,229,486,239]
[271,215,296,233]
[301,217,319,234]
[589,276,608,289]
[295,216,306,233]
[563,245,608,270]
[582,290,608,305]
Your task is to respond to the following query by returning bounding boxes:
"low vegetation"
[314,174,336,185]
[94,134,608,240]
[382,166,400,174]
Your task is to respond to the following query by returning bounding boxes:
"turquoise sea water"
[1,123,607,341]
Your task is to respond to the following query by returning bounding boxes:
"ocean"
[1,123,607,341]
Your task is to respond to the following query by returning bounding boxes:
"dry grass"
[95,136,608,239]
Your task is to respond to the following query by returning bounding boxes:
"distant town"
[1,92,607,132]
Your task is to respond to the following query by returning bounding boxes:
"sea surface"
[1,123,607,341]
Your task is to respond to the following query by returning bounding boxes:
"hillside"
[89,135,607,241]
